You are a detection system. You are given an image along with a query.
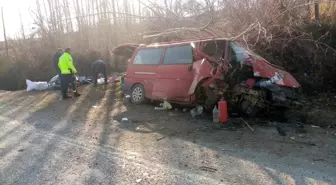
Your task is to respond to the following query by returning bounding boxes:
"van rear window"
[163,45,193,65]
[133,48,164,65]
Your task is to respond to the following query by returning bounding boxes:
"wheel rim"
[132,87,143,102]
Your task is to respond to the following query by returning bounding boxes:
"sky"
[0,0,36,41]
[0,0,194,41]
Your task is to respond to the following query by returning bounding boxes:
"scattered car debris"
[121,117,128,122]
[154,107,166,110]
[276,126,287,136]
[156,136,166,141]
[275,140,316,146]
[47,74,88,90]
[190,106,204,118]
[155,100,172,110]
[240,118,254,132]
[97,78,106,85]
[199,166,218,172]
[212,106,220,124]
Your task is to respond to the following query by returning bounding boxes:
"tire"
[130,84,145,104]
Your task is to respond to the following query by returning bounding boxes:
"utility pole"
[1,7,9,56]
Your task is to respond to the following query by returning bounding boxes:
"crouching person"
[91,60,108,86]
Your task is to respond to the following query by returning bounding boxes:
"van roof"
[112,37,229,57]
[143,37,229,48]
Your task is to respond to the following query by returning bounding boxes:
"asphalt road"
[0,88,335,185]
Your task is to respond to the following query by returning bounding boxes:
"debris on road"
[199,166,218,172]
[276,126,287,136]
[156,136,166,141]
[212,106,220,124]
[154,107,166,110]
[275,140,317,146]
[240,118,254,132]
[97,78,106,85]
[154,100,172,110]
[190,106,204,118]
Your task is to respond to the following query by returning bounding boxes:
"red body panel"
[155,64,194,102]
[124,49,160,99]
[188,59,213,95]
[251,59,300,88]
[125,46,203,103]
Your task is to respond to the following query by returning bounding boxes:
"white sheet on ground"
[26,79,49,91]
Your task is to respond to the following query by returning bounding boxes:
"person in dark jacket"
[91,60,108,86]
[53,48,64,75]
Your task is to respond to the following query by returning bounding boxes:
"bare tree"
[1,7,9,56]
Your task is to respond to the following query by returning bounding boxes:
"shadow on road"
[0,84,335,184]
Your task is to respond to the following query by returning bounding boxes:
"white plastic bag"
[97,78,105,85]
[26,79,49,91]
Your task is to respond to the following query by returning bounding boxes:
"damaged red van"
[112,38,301,116]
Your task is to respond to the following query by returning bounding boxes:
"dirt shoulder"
[0,85,335,184]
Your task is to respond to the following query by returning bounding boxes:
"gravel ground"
[0,84,335,185]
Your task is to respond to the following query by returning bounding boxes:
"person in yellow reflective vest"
[58,48,81,99]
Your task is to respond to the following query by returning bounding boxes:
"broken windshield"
[229,41,265,64]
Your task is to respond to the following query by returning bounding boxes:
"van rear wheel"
[130,84,145,104]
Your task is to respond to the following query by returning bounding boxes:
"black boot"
[73,91,81,97]
[62,94,71,100]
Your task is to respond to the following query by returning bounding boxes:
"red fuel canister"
[218,100,228,123]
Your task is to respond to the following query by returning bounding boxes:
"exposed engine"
[199,63,302,116]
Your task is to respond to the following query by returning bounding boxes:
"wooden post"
[314,0,320,22]
[1,7,9,56]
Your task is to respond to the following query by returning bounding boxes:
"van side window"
[133,48,164,65]
[163,45,193,65]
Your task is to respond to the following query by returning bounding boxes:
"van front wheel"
[130,84,145,104]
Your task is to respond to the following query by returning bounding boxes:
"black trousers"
[93,67,107,85]
[60,74,76,97]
